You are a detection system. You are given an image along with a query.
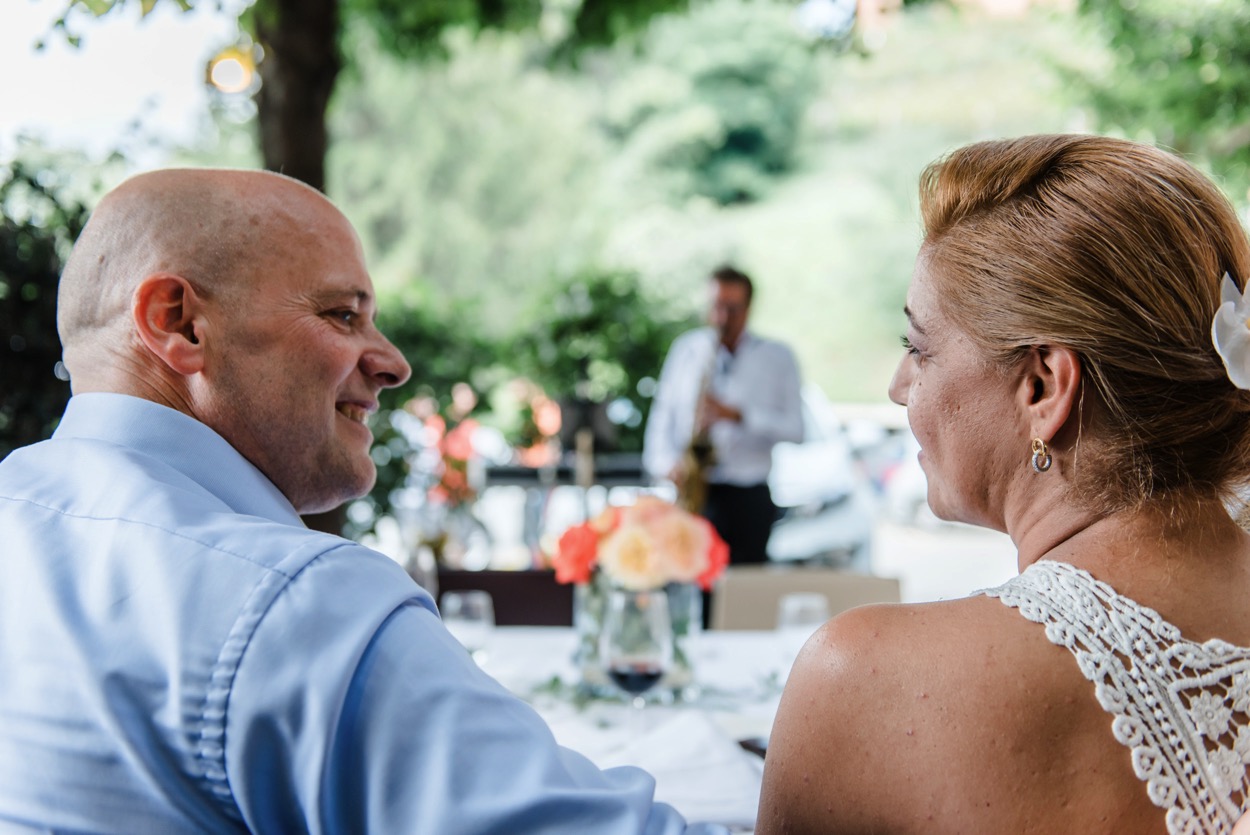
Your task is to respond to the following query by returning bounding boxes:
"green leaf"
[74,0,117,16]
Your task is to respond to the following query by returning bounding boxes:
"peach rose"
[589,506,621,536]
[648,510,711,585]
[597,523,667,590]
[621,495,674,527]
[555,497,731,590]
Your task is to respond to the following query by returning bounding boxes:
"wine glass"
[600,587,673,728]
[441,590,495,664]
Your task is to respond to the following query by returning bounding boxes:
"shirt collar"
[710,328,754,355]
[54,392,304,527]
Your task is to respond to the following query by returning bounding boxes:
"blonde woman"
[759,135,1250,834]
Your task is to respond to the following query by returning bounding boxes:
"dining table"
[474,626,804,834]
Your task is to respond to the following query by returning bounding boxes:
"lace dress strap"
[979,559,1250,834]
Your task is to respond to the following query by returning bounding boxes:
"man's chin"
[294,462,377,517]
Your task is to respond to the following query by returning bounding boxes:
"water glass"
[441,590,495,663]
[776,592,830,665]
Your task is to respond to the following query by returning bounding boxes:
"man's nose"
[364,333,412,388]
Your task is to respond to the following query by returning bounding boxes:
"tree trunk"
[253,0,345,533]
[253,0,341,193]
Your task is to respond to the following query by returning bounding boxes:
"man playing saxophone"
[643,265,804,572]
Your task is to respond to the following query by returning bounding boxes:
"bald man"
[0,170,722,834]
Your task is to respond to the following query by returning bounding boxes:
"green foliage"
[348,269,696,536]
[51,0,687,68]
[329,29,613,328]
[0,163,89,458]
[348,293,503,539]
[41,0,191,49]
[343,0,544,58]
[603,0,820,205]
[511,269,700,451]
[1076,0,1250,191]
[375,294,503,416]
[569,0,689,46]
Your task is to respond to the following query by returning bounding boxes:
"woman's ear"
[1018,345,1081,441]
[132,274,207,376]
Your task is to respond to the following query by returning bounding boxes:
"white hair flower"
[1212,273,1250,390]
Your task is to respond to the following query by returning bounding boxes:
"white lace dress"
[980,560,1250,834]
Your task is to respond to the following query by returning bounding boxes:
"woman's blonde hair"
[920,134,1250,512]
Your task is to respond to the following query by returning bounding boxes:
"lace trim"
[980,560,1250,834]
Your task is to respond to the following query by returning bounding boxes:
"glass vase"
[573,573,702,701]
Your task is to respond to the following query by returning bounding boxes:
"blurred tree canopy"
[329,30,611,328]
[0,163,88,459]
[330,0,825,333]
[57,0,691,190]
[1077,0,1250,191]
[603,0,820,204]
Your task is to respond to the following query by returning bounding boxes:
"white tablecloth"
[477,628,799,832]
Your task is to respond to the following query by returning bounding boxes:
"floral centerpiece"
[553,496,729,697]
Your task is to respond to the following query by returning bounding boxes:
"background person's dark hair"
[710,264,754,305]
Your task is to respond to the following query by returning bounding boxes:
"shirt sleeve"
[642,340,688,482]
[225,550,724,835]
[736,343,804,446]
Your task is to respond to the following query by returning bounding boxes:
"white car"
[766,385,883,570]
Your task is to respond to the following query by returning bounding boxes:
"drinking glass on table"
[441,590,495,664]
[601,587,673,726]
[776,592,830,669]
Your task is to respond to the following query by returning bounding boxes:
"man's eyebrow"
[903,305,927,334]
[312,289,372,306]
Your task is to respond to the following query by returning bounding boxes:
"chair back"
[437,569,575,626]
[710,565,901,630]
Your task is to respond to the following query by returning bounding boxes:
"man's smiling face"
[196,185,411,514]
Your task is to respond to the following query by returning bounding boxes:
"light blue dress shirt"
[643,329,804,487]
[0,393,723,834]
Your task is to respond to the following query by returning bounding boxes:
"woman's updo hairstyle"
[919,134,1250,513]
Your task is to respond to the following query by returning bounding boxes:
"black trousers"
[700,481,776,627]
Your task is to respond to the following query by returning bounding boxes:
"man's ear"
[1019,345,1081,442]
[132,274,207,376]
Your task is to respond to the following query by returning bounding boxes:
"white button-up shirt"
[643,328,804,487]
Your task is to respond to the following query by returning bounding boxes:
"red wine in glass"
[601,587,673,725]
[608,661,665,695]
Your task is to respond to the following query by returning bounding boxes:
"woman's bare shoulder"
[795,596,1028,691]
[757,596,1086,834]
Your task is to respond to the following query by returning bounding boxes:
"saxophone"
[676,344,718,513]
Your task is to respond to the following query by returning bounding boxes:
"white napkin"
[545,708,763,829]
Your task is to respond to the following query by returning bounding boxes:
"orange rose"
[696,519,729,590]
[554,523,599,584]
